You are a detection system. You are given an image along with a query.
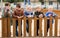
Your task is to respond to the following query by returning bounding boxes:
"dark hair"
[16,3,21,8]
[5,2,10,6]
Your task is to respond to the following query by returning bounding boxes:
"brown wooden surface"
[7,18,11,37]
[39,17,42,37]
[54,17,58,36]
[34,16,37,37]
[23,17,26,37]
[28,18,32,37]
[18,18,21,37]
[44,17,47,37]
[13,19,16,37]
[2,18,8,37]
[49,17,53,36]
[1,16,60,37]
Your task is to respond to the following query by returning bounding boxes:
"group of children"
[2,2,57,36]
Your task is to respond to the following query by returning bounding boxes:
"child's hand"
[28,15,31,17]
[48,14,52,16]
[17,16,23,18]
[5,6,10,10]
[17,16,21,18]
[17,16,20,18]
[39,14,43,18]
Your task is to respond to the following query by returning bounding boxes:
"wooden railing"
[1,16,59,37]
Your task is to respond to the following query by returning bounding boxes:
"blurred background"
[0,0,60,10]
[0,0,60,9]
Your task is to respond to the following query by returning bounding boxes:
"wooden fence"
[0,16,59,37]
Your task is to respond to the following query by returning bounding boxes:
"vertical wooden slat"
[7,18,11,37]
[2,18,4,37]
[44,17,47,37]
[13,18,16,37]
[39,17,42,37]
[28,17,32,37]
[49,16,52,36]
[54,16,58,36]
[23,17,26,37]
[2,18,8,37]
[18,18,21,37]
[34,16,37,37]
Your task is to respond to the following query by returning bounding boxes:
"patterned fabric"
[45,11,57,18]
[34,11,44,18]
[2,7,12,18]
[24,11,34,17]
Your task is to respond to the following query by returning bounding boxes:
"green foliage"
[57,0,60,3]
[3,0,24,2]
[7,0,14,3]
[3,0,7,2]
[39,0,43,2]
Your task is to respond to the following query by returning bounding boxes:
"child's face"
[48,8,53,12]
[26,7,32,12]
[5,5,10,10]
[36,7,41,12]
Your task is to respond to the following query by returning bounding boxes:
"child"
[45,6,57,32]
[2,2,12,18]
[24,5,34,33]
[34,6,44,36]
[12,3,24,36]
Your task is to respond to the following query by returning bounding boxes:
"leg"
[24,0,27,5]
[16,20,18,36]
[27,0,31,5]
[37,20,39,36]
[21,20,22,36]
[16,20,22,36]
[26,20,29,33]
[47,19,50,32]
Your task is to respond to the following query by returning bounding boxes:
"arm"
[24,11,29,17]
[31,12,34,17]
[53,12,57,18]
[34,12,38,16]
[45,12,49,17]
[12,11,18,18]
[38,12,45,18]
[19,10,24,18]
[45,12,52,18]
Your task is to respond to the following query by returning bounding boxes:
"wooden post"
[7,18,11,37]
[39,17,42,37]
[18,18,22,37]
[34,16,37,37]
[28,17,32,37]
[54,16,58,36]
[23,17,26,37]
[13,18,16,37]
[49,16,52,36]
[2,18,8,37]
[44,17,47,37]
